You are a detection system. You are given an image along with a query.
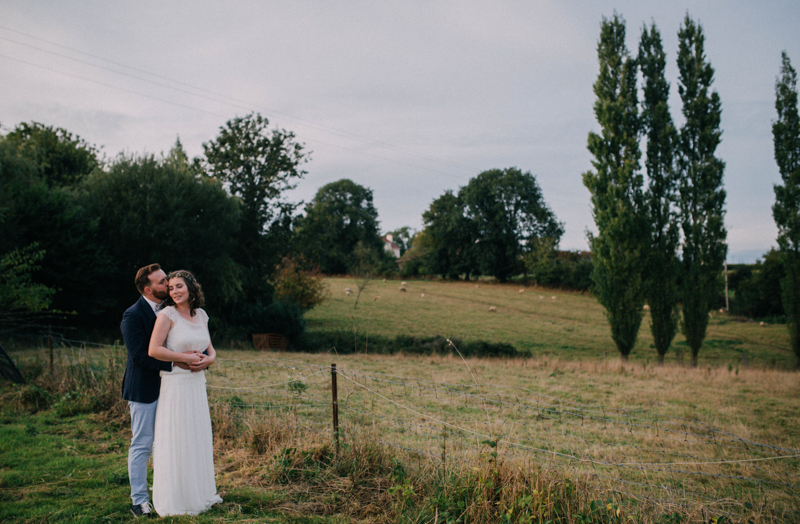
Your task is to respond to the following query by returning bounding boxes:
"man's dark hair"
[134,263,162,295]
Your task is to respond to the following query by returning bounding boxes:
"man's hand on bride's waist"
[189,353,214,372]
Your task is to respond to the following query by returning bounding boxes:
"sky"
[2,1,799,263]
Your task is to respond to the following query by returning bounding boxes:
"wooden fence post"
[48,326,54,375]
[331,363,339,455]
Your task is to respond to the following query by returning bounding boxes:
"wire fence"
[206,355,800,519]
[10,333,800,520]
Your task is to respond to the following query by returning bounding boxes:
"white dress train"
[153,306,223,516]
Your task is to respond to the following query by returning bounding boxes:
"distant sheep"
[420,293,425,298]
[401,281,407,286]
[488,306,497,312]
[759,321,765,327]
[539,296,544,299]
[399,287,407,292]
[551,296,557,300]
[518,289,525,294]
[345,287,352,296]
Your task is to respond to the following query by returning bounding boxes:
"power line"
[0,54,228,118]
[0,25,480,179]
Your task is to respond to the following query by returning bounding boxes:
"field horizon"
[303,277,795,369]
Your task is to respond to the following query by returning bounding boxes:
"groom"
[121,263,172,517]
[122,263,213,517]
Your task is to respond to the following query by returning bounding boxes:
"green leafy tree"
[524,237,559,286]
[294,179,383,275]
[3,121,99,187]
[203,113,308,281]
[420,190,474,279]
[0,244,53,313]
[772,51,800,367]
[460,168,563,282]
[398,230,432,277]
[0,125,102,327]
[731,249,785,319]
[639,22,681,364]
[83,145,242,326]
[0,244,56,334]
[583,14,649,361]
[676,15,727,366]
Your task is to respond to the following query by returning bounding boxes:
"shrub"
[292,331,520,357]
[272,257,328,311]
[729,249,785,319]
[526,247,594,292]
[260,301,307,339]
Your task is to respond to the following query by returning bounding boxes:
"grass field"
[305,277,795,368]
[3,344,798,522]
[1,279,798,522]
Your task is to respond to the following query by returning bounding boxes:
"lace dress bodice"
[160,307,210,371]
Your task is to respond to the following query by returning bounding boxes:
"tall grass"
[4,336,799,522]
[8,344,126,418]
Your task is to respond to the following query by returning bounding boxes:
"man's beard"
[153,289,169,301]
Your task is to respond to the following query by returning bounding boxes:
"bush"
[260,301,307,339]
[526,247,593,292]
[292,331,519,357]
[272,257,328,311]
[729,249,785,319]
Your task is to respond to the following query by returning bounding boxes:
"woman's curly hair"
[163,270,205,317]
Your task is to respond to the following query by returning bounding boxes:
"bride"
[148,270,223,516]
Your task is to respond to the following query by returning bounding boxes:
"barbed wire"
[10,339,799,519]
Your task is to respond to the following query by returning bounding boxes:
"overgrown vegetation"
[3,342,798,523]
[294,331,517,358]
[272,256,329,311]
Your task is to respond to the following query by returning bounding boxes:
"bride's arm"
[148,315,202,364]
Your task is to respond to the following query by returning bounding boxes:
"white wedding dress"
[152,306,223,516]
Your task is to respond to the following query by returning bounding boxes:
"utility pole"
[724,261,729,311]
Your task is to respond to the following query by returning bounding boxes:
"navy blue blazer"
[121,296,172,403]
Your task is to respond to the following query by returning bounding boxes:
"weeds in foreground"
[8,346,127,418]
[2,346,797,523]
[207,401,786,523]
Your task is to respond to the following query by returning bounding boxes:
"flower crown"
[169,270,196,284]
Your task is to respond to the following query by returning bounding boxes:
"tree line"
[0,114,565,341]
[1,15,798,365]
[583,13,800,368]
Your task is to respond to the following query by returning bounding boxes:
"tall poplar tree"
[676,15,727,366]
[639,23,680,364]
[772,51,800,368]
[583,15,649,360]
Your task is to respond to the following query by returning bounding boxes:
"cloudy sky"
[2,1,799,263]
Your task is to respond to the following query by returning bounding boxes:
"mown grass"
[304,277,795,368]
